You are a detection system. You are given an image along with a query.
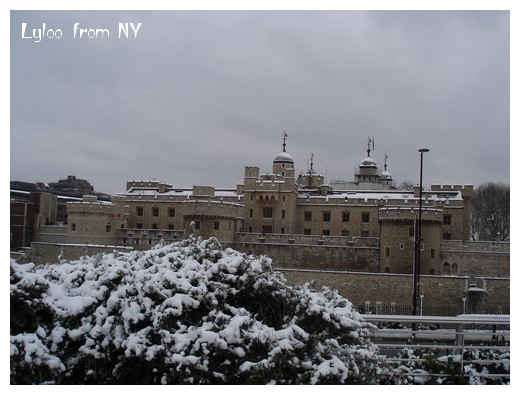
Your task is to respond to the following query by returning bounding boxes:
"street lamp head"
[419,148,430,153]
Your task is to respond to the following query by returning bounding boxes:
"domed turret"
[380,170,392,180]
[355,137,379,183]
[361,156,376,167]
[273,131,295,178]
[274,151,294,164]
[378,154,394,188]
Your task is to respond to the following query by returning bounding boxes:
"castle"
[11,135,509,310]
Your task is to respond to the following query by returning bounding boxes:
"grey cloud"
[11,11,509,193]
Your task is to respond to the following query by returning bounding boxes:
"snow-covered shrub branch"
[10,236,380,384]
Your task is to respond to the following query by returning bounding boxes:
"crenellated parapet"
[67,195,124,216]
[378,206,443,223]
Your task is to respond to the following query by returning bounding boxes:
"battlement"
[244,166,260,178]
[378,206,443,222]
[431,184,474,199]
[126,180,172,192]
[192,185,215,198]
[110,195,126,203]
[67,197,123,216]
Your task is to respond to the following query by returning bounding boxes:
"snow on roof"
[299,189,462,201]
[125,188,240,197]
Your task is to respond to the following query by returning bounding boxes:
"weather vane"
[367,136,375,156]
[282,131,288,152]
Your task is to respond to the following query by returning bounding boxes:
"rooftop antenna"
[282,131,288,152]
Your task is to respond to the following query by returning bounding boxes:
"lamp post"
[413,148,429,322]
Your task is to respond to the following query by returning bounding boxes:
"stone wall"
[232,235,380,272]
[439,240,510,277]
[280,269,509,307]
[24,242,133,265]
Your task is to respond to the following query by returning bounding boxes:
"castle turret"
[272,131,295,179]
[355,137,379,183]
[379,206,442,275]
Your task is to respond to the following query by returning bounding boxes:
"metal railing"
[362,314,510,383]
[357,302,510,317]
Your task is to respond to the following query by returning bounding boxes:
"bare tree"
[471,182,509,241]
[397,180,414,191]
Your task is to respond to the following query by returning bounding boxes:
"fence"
[362,314,510,384]
[357,302,510,317]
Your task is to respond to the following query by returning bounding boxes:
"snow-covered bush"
[10,236,380,384]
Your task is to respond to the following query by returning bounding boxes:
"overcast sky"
[9,9,510,194]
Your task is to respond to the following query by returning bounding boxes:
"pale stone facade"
[30,138,499,280]
[66,195,128,245]
[19,139,509,309]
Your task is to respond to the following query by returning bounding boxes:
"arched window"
[451,262,459,276]
[384,266,391,273]
[442,262,450,276]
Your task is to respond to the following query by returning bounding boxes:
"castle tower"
[355,137,379,183]
[298,152,325,192]
[379,206,442,274]
[378,153,394,188]
[243,132,298,234]
[272,131,295,179]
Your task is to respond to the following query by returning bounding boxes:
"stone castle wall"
[440,240,510,277]
[232,233,380,272]
[23,242,133,265]
[280,269,509,307]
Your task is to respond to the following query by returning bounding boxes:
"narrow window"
[362,212,370,223]
[262,225,272,234]
[263,207,273,218]
[136,206,143,216]
[304,211,312,221]
[342,212,350,222]
[214,221,220,230]
[323,212,331,222]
